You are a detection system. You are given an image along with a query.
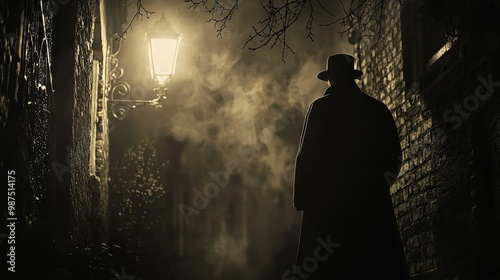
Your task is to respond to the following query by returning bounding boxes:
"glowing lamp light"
[108,14,182,120]
[148,35,181,86]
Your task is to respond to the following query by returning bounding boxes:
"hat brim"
[317,70,363,81]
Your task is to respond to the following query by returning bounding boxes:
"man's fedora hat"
[317,54,363,81]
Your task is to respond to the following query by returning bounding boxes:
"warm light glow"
[148,37,180,85]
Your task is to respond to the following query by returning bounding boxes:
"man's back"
[293,80,407,279]
[294,81,401,211]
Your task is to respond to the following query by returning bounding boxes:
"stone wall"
[1,0,57,274]
[1,0,110,275]
[70,0,99,245]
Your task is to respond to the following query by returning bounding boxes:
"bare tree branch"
[242,0,384,61]
[185,0,239,38]
[319,0,385,47]
[125,0,387,60]
[243,0,309,62]
[117,0,155,41]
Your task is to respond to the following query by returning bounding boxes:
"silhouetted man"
[292,54,408,279]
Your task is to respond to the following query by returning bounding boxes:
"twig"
[117,0,155,41]
[180,0,387,61]
[186,0,239,38]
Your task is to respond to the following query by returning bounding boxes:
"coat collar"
[323,81,362,96]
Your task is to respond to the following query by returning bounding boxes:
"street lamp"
[148,35,181,86]
[108,14,182,120]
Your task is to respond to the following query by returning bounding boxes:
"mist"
[111,0,355,278]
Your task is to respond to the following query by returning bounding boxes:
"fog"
[112,0,355,278]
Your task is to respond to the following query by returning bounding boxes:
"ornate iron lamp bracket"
[107,36,168,120]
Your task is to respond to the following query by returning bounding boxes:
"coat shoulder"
[359,91,388,108]
[358,92,396,120]
[306,95,330,113]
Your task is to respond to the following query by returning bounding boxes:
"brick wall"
[354,0,500,279]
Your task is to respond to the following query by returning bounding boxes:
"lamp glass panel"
[149,38,179,84]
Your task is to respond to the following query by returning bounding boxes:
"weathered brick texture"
[355,1,500,278]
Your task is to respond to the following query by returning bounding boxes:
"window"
[401,0,451,85]
[400,0,465,105]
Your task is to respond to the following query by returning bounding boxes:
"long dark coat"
[293,81,408,279]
